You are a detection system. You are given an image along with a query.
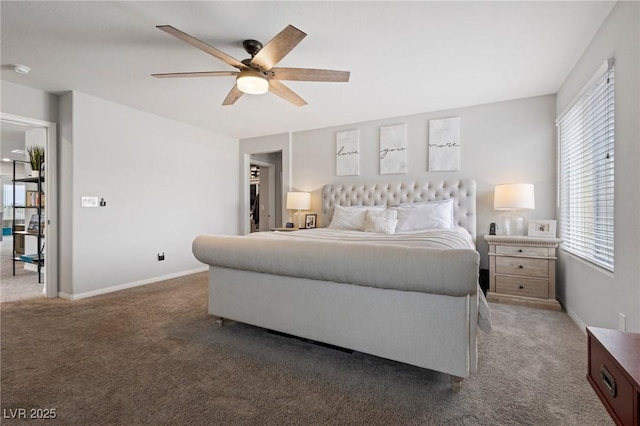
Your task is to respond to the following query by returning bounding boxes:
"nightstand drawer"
[495,257,549,278]
[495,245,549,257]
[495,276,548,299]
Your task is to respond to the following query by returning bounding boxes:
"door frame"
[1,112,58,298]
[251,160,276,231]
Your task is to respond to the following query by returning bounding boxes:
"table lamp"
[286,192,311,229]
[494,183,535,236]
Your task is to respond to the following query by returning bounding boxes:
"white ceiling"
[1,1,615,141]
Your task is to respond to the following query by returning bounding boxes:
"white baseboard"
[558,297,587,334]
[58,267,208,301]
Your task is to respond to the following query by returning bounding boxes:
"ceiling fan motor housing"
[243,39,263,57]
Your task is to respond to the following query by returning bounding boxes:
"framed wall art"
[336,129,360,176]
[379,124,407,174]
[428,117,460,171]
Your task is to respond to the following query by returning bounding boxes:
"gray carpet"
[1,235,45,302]
[1,272,612,425]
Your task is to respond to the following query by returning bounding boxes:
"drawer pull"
[518,249,523,253]
[519,285,524,289]
[518,265,524,269]
[599,365,617,398]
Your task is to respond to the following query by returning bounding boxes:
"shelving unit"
[12,160,45,283]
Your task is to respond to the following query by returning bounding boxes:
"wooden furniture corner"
[587,326,640,425]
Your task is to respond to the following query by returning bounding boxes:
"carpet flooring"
[1,236,45,303]
[1,272,613,425]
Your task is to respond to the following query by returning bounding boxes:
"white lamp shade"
[494,183,535,211]
[286,192,311,210]
[236,70,269,95]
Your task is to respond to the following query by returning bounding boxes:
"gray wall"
[59,93,73,295]
[284,95,557,269]
[556,1,640,332]
[57,91,239,298]
[3,82,241,299]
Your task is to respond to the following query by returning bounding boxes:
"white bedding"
[255,226,476,250]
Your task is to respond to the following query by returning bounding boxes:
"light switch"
[81,196,99,207]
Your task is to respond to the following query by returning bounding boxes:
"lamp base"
[293,210,304,229]
[501,212,525,236]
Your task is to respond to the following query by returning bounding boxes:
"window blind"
[557,59,614,271]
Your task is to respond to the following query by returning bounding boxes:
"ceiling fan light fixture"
[236,70,269,95]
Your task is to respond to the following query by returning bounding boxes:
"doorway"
[249,151,282,233]
[250,160,277,232]
[0,113,57,299]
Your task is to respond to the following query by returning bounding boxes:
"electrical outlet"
[618,313,626,331]
[157,253,165,261]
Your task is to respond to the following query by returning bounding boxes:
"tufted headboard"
[321,179,476,239]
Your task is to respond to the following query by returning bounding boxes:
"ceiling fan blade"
[151,71,239,78]
[251,25,306,71]
[270,67,350,82]
[268,80,307,107]
[222,84,244,106]
[157,25,245,69]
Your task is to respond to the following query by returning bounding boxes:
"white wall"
[59,91,239,298]
[1,81,59,124]
[279,95,557,268]
[556,1,640,332]
[1,82,58,178]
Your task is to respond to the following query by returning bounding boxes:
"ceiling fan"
[151,24,350,107]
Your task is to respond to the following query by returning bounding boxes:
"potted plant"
[26,145,45,177]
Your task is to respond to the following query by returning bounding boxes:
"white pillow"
[400,198,456,226]
[362,209,398,234]
[328,205,386,230]
[395,198,455,232]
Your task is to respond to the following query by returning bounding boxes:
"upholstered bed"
[192,179,490,391]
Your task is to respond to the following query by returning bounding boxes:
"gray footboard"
[193,235,479,297]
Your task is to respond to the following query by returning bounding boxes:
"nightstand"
[484,235,562,311]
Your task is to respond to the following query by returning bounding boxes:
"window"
[557,59,614,271]
[2,183,26,222]
[3,183,26,207]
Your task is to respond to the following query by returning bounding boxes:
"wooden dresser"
[484,235,562,311]
[587,327,640,425]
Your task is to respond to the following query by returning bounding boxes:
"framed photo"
[304,214,317,229]
[528,219,556,237]
[26,214,44,234]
